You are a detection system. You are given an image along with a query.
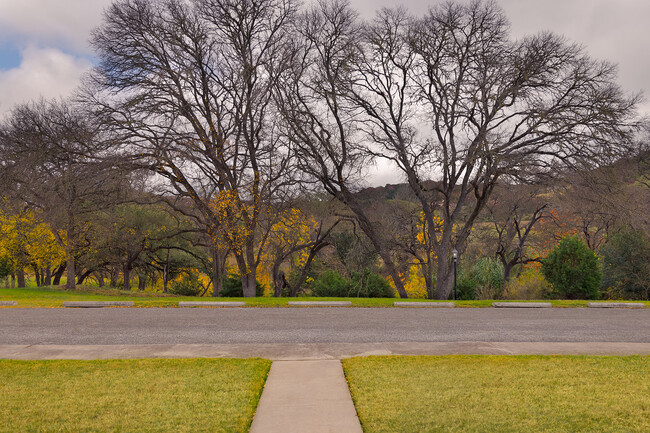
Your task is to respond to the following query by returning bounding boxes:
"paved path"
[2,307,649,344]
[249,360,363,433]
[2,341,650,360]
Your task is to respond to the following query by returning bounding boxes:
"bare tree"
[342,0,639,299]
[275,0,410,297]
[483,183,549,281]
[88,0,297,296]
[0,99,126,289]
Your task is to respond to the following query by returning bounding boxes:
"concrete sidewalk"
[249,360,363,433]
[2,341,650,360]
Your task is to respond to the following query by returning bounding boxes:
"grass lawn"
[1,286,649,308]
[0,358,271,433]
[343,355,650,433]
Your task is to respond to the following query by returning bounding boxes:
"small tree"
[600,228,650,300]
[542,236,601,299]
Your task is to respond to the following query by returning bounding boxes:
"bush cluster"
[169,272,203,296]
[220,274,265,297]
[542,236,601,300]
[311,269,394,298]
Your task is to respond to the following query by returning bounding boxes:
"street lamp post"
[452,249,458,301]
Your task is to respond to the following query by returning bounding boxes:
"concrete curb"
[394,302,455,308]
[588,303,645,309]
[0,301,17,306]
[178,301,245,307]
[288,301,352,307]
[493,302,552,308]
[62,301,135,308]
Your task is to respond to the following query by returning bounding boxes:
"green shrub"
[311,269,350,297]
[220,274,265,297]
[349,271,395,298]
[169,272,203,296]
[455,271,477,300]
[470,257,505,300]
[542,236,601,300]
[600,228,650,301]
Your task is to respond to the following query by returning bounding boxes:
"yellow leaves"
[0,209,64,267]
[386,266,427,299]
[414,212,457,251]
[209,189,252,254]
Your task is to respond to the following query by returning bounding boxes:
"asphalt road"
[1,307,648,345]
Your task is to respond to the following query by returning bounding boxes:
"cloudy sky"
[1,0,648,183]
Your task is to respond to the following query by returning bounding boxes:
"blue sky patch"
[0,43,22,70]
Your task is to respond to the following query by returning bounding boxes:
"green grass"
[0,358,271,433]
[343,355,650,433]
[1,286,649,307]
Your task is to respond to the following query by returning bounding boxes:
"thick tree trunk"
[211,246,225,297]
[110,268,119,287]
[123,263,131,291]
[65,253,76,290]
[52,264,65,286]
[242,271,257,297]
[16,267,26,288]
[138,274,146,291]
[77,269,93,285]
[434,251,454,300]
[503,262,514,283]
[96,271,105,287]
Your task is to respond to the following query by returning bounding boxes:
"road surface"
[1,307,648,345]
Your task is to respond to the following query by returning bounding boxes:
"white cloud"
[0,0,113,54]
[0,46,91,115]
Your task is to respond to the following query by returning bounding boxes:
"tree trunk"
[123,263,131,291]
[138,274,146,291]
[343,196,409,298]
[16,266,26,288]
[110,268,119,287]
[290,242,327,297]
[503,262,514,283]
[434,252,454,300]
[65,253,76,290]
[95,271,104,287]
[77,269,93,285]
[272,259,283,297]
[423,268,434,300]
[43,267,50,286]
[33,264,41,287]
[163,262,169,293]
[242,271,257,297]
[10,273,15,288]
[52,264,65,286]
[211,246,226,297]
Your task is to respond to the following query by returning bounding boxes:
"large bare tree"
[0,99,125,289]
[283,0,639,299]
[88,0,297,296]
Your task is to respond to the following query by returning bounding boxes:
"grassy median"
[0,358,271,433]
[3,286,649,308]
[343,355,650,433]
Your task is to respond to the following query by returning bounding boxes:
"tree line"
[0,0,647,299]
